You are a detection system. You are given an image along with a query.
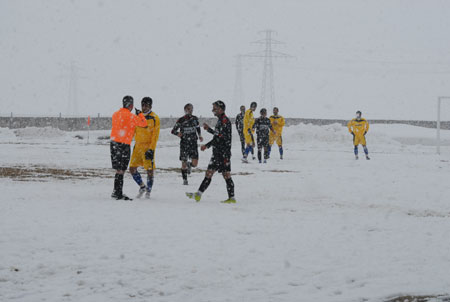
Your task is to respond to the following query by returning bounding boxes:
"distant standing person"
[242,102,257,163]
[269,107,286,159]
[186,100,236,203]
[347,110,370,160]
[110,95,148,200]
[235,105,246,156]
[253,108,275,163]
[129,97,161,198]
[171,103,203,185]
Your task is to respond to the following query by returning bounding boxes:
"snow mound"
[284,123,352,144]
[13,127,66,138]
[0,127,18,142]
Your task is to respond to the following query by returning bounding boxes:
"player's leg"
[277,136,283,159]
[111,141,131,200]
[221,161,235,203]
[257,137,262,163]
[361,136,370,160]
[129,145,146,191]
[145,168,154,198]
[180,144,189,185]
[239,132,245,156]
[353,135,359,159]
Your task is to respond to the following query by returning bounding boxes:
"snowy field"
[1,123,450,302]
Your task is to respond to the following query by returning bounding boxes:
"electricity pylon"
[243,30,294,109]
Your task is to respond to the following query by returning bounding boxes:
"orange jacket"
[110,108,147,145]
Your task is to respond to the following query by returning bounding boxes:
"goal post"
[437,96,450,155]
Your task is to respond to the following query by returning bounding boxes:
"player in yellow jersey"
[242,101,257,163]
[268,107,285,159]
[129,97,160,198]
[347,110,370,160]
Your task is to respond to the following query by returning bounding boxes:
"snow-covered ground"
[1,123,450,302]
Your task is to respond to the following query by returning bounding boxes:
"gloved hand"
[135,108,142,115]
[145,149,154,160]
[248,128,252,134]
[351,132,355,136]
[364,131,367,135]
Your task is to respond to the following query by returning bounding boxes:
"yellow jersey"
[134,111,160,150]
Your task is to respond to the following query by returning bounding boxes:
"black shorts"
[110,141,131,171]
[207,154,231,173]
[257,135,269,149]
[180,141,199,161]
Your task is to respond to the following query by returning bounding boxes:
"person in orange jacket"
[110,95,148,200]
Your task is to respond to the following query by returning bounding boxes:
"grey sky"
[2,0,450,120]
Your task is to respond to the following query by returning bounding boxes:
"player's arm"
[347,120,354,134]
[150,115,160,151]
[280,116,285,128]
[364,120,369,134]
[269,120,276,134]
[133,112,148,128]
[195,118,203,142]
[171,119,181,136]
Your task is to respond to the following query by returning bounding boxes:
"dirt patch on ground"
[0,165,255,181]
[385,295,450,302]
[0,165,111,181]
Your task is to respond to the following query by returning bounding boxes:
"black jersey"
[253,117,273,138]
[171,115,201,142]
[235,112,244,133]
[205,113,232,158]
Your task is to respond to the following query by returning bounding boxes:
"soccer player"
[253,108,275,163]
[186,100,236,204]
[171,103,203,185]
[242,101,257,163]
[347,110,370,160]
[235,105,246,156]
[129,97,160,198]
[110,95,148,200]
[269,107,286,159]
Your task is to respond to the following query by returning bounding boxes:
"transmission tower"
[243,30,293,109]
[232,54,244,111]
[66,61,87,116]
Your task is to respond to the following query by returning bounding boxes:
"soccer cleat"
[186,192,201,202]
[136,186,147,198]
[259,160,262,164]
[252,156,256,160]
[355,155,359,160]
[116,194,132,201]
[280,155,283,160]
[241,157,248,163]
[183,179,189,185]
[263,159,267,164]
[111,191,119,199]
[221,198,236,204]
[145,191,151,199]
[366,155,371,160]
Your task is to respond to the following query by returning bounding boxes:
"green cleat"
[221,198,236,204]
[186,192,202,202]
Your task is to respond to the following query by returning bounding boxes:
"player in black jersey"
[186,100,236,203]
[171,103,203,185]
[253,108,275,164]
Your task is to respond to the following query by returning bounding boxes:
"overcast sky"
[2,0,450,120]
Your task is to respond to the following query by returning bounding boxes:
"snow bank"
[13,127,65,139]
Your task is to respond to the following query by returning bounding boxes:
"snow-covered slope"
[1,124,450,302]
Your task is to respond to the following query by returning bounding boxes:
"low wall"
[0,116,449,131]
